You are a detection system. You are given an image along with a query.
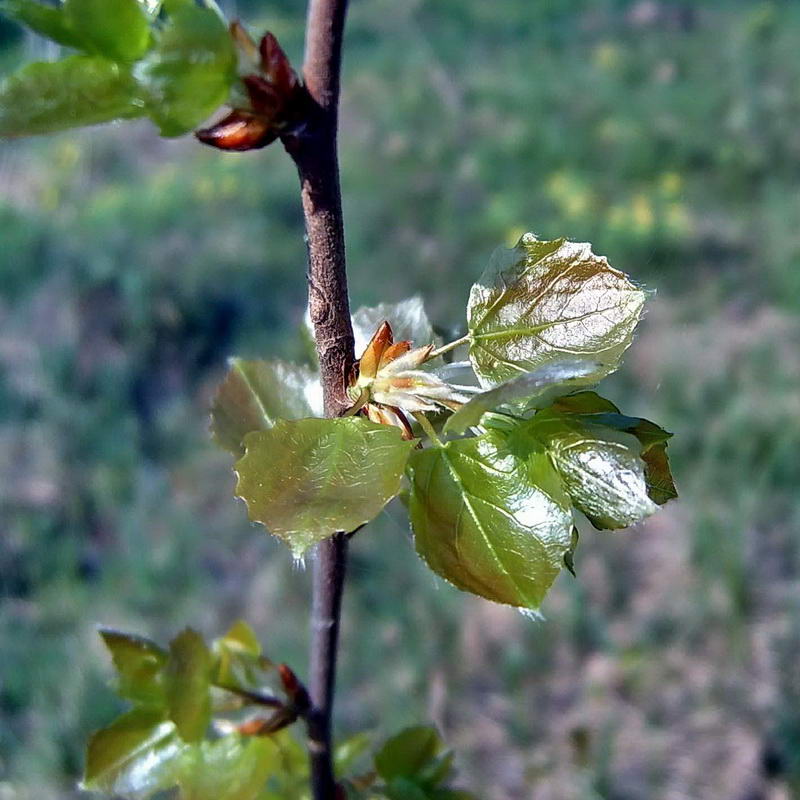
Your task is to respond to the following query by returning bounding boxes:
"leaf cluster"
[214,235,677,611]
[85,625,474,799]
[0,0,237,137]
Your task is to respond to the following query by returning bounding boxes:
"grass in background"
[1,2,799,797]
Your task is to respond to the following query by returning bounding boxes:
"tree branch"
[283,1,353,797]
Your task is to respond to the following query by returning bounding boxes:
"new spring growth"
[196,24,306,151]
[347,321,471,438]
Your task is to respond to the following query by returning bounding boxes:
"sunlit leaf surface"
[443,359,597,434]
[467,234,646,387]
[0,56,144,136]
[211,358,321,457]
[100,628,167,706]
[235,418,415,556]
[164,628,212,743]
[137,2,235,136]
[407,431,573,609]
[547,391,677,505]
[84,711,277,800]
[64,0,151,61]
[525,412,658,529]
[0,0,84,47]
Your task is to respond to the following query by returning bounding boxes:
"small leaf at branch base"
[443,358,597,434]
[210,358,320,457]
[164,628,213,743]
[137,2,236,136]
[99,628,167,705]
[0,0,84,48]
[467,234,646,388]
[0,56,144,137]
[407,431,573,609]
[235,418,415,557]
[63,0,150,61]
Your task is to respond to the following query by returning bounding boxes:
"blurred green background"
[2,1,800,798]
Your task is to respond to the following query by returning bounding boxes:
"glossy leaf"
[64,0,150,61]
[443,358,597,434]
[545,392,677,505]
[467,234,646,387]
[211,358,320,457]
[212,620,272,691]
[528,413,658,529]
[164,628,212,743]
[83,708,180,796]
[407,431,573,608]
[0,0,84,48]
[137,2,236,136]
[235,418,415,556]
[177,736,279,800]
[352,297,436,356]
[0,55,144,137]
[84,711,277,800]
[99,628,167,706]
[551,390,621,415]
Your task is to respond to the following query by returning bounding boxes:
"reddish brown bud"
[358,321,394,380]
[259,32,299,95]
[195,110,277,152]
[278,663,311,713]
[242,74,283,118]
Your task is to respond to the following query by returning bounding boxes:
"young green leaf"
[137,2,236,136]
[235,418,415,557]
[374,726,475,800]
[527,414,658,529]
[83,708,180,796]
[211,358,321,457]
[467,234,646,387]
[0,0,84,48]
[99,628,167,706]
[164,628,213,743]
[211,620,272,691]
[443,358,597,434]
[0,55,144,137]
[545,391,677,505]
[177,736,280,800]
[84,712,278,800]
[406,431,573,609]
[63,0,151,61]
[375,726,442,783]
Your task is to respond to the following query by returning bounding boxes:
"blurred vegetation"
[1,1,799,798]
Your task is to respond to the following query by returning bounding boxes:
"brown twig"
[282,1,353,797]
